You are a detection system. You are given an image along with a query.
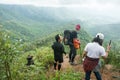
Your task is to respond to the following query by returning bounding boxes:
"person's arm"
[61,44,66,55]
[82,51,87,61]
[102,45,111,59]
[82,43,89,61]
[82,51,87,58]
[82,43,89,58]
[51,44,54,50]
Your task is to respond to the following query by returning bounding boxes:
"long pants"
[85,71,102,80]
[69,45,76,62]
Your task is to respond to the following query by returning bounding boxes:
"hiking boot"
[69,60,71,62]
[70,62,76,65]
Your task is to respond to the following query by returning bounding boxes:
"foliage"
[47,69,84,80]
[0,29,21,80]
[0,4,120,80]
[10,47,54,80]
[105,41,120,68]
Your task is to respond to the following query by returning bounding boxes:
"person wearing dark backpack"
[63,24,80,65]
[82,33,111,80]
[68,30,78,65]
[52,34,66,71]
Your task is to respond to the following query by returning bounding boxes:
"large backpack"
[63,30,78,45]
[63,30,71,45]
[71,30,77,39]
[63,30,80,49]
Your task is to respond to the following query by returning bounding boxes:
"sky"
[0,0,120,22]
[0,0,120,13]
[0,0,120,7]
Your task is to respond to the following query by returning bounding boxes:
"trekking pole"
[101,40,111,76]
[109,40,111,46]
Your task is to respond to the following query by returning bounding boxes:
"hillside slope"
[0,4,91,43]
[85,23,120,40]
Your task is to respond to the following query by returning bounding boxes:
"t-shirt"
[84,42,106,58]
[52,42,65,59]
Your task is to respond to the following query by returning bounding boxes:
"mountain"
[1,4,120,42]
[0,4,91,43]
[0,4,68,40]
[84,23,120,40]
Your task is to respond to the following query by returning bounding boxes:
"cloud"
[0,0,60,6]
[60,0,120,5]
[0,0,120,14]
[0,0,120,21]
[0,0,119,5]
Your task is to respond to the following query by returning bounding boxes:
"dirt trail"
[47,55,120,80]
[62,55,120,80]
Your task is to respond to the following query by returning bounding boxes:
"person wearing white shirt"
[82,33,111,80]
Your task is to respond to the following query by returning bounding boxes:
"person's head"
[55,34,63,42]
[92,33,104,46]
[75,24,81,31]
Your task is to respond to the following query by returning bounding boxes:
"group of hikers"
[51,24,111,80]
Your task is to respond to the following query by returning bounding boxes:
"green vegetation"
[0,4,120,80]
[106,41,120,68]
[49,70,83,80]
[11,47,54,80]
[0,28,21,80]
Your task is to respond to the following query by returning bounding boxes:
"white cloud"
[0,0,120,6]
[0,0,60,6]
[0,0,120,22]
[60,0,120,5]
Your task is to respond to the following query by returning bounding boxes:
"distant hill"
[0,4,119,42]
[0,4,69,40]
[0,4,91,43]
[84,23,120,40]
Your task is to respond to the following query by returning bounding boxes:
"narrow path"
[47,55,120,80]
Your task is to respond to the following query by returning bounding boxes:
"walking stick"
[101,40,111,76]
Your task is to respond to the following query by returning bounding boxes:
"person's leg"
[93,61,102,80]
[58,63,61,71]
[69,46,72,62]
[85,71,92,80]
[94,71,102,80]
[54,61,57,70]
[71,47,76,63]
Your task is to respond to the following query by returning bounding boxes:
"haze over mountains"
[0,4,120,41]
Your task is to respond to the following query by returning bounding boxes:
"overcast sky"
[0,0,120,12]
[0,0,120,22]
[0,0,120,7]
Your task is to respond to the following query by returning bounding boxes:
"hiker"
[52,34,66,71]
[26,55,34,66]
[82,33,111,80]
[63,24,80,65]
[69,30,78,65]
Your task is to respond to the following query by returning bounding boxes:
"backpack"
[71,30,77,39]
[73,38,80,49]
[63,30,71,45]
[63,30,78,45]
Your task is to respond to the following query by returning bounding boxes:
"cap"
[96,33,104,40]
[75,24,81,31]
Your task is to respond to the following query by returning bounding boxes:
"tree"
[0,27,20,80]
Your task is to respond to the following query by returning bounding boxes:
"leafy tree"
[0,27,20,80]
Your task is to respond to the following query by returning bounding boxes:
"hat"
[75,24,81,31]
[96,33,104,40]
